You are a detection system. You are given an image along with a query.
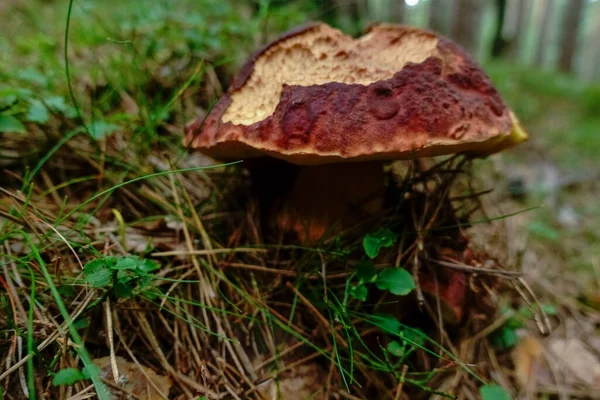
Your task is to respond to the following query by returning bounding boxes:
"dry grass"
[0,124,543,399]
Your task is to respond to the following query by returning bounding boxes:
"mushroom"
[186,22,526,242]
[185,23,528,322]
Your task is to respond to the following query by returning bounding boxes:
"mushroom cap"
[185,23,527,165]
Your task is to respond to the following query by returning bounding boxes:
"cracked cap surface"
[185,22,527,165]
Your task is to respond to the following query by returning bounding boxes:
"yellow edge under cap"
[473,112,528,157]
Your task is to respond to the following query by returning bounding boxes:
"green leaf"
[56,285,76,297]
[83,259,113,288]
[367,314,401,334]
[72,317,90,330]
[480,384,510,400]
[16,68,48,87]
[44,96,73,116]
[489,326,518,350]
[400,327,425,347]
[363,228,397,259]
[81,364,101,379]
[114,257,138,270]
[0,94,17,112]
[0,114,26,133]
[52,368,86,386]
[26,100,49,123]
[375,268,415,296]
[349,285,367,301]
[354,260,377,283]
[137,259,159,273]
[114,277,135,298]
[89,121,119,139]
[387,340,404,356]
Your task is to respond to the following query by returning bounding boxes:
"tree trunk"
[558,0,585,73]
[429,0,451,35]
[335,0,362,35]
[390,0,405,24]
[451,0,485,56]
[506,0,528,59]
[534,0,554,67]
[491,0,508,58]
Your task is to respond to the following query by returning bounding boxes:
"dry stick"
[281,282,387,389]
[2,251,28,323]
[221,262,350,280]
[0,290,96,381]
[181,183,217,268]
[337,390,365,400]
[135,313,194,398]
[431,267,446,349]
[285,282,343,345]
[104,298,119,385]
[40,170,63,207]
[422,256,522,278]
[394,364,409,400]
[245,351,325,397]
[168,175,213,339]
[517,277,553,335]
[152,248,268,257]
[222,263,297,277]
[319,250,327,302]
[37,218,84,270]
[65,384,95,400]
[111,313,173,400]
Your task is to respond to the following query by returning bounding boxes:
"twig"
[422,256,522,278]
[394,364,409,400]
[151,248,268,257]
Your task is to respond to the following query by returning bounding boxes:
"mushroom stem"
[276,162,385,243]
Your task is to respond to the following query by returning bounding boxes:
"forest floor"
[1,1,600,399]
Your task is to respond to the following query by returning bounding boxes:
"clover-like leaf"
[354,260,377,283]
[363,228,397,259]
[0,114,26,133]
[137,258,159,273]
[387,340,404,357]
[114,257,138,270]
[83,259,113,288]
[375,267,415,296]
[367,314,402,335]
[349,285,368,301]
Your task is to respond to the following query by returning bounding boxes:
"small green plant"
[489,304,557,350]
[363,228,397,259]
[349,260,415,301]
[83,255,160,299]
[349,229,415,301]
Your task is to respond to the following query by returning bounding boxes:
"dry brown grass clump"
[0,125,544,399]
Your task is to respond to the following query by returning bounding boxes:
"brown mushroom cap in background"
[185,22,527,165]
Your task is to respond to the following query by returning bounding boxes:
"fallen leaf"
[93,356,171,400]
[257,364,326,400]
[512,334,543,388]
[548,338,600,388]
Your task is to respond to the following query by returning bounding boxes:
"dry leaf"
[512,334,543,389]
[256,364,326,400]
[549,338,600,388]
[93,356,172,400]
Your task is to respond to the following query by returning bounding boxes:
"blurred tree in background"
[313,0,600,81]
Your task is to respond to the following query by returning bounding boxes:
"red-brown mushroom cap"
[185,22,527,165]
